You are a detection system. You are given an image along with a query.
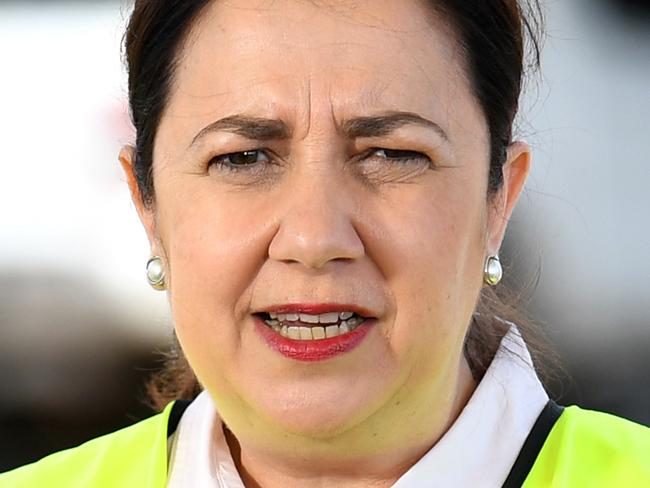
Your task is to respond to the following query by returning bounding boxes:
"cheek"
[373,179,487,358]
[155,186,273,365]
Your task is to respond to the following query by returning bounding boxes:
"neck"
[224,360,477,488]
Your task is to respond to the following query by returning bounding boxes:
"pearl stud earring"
[146,256,166,291]
[483,255,503,286]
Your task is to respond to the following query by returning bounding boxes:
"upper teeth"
[269,311,357,324]
[263,311,367,339]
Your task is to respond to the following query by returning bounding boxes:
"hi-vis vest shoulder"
[1,401,649,487]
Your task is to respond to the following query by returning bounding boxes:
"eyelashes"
[207,147,432,173]
[208,149,271,171]
[367,148,431,166]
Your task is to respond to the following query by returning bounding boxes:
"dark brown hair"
[123,0,549,409]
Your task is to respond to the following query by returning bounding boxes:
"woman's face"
[124,0,529,461]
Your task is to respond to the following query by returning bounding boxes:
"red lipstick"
[253,304,375,362]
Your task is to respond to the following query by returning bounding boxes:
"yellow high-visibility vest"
[0,401,176,488]
[0,402,648,487]
[523,406,650,487]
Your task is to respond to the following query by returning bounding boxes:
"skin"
[120,0,531,486]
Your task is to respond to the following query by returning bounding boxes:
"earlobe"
[486,141,532,254]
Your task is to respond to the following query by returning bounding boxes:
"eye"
[369,148,430,164]
[209,149,270,169]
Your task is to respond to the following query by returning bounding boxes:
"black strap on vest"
[502,400,564,488]
[167,400,192,437]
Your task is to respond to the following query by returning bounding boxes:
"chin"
[276,408,360,439]
[251,381,385,439]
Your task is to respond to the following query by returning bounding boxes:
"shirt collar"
[393,326,548,486]
[167,326,548,487]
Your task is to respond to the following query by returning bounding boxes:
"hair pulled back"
[123,0,547,408]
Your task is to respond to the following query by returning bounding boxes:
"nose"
[268,173,365,270]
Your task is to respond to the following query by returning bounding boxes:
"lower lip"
[254,316,374,362]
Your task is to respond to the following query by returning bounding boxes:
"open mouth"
[256,311,367,340]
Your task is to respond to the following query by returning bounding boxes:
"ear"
[486,141,532,254]
[119,145,161,255]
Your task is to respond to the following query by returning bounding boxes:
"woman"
[1,0,648,486]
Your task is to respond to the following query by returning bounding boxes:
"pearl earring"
[483,255,503,286]
[146,256,166,291]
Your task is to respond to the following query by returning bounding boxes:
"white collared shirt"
[167,328,548,487]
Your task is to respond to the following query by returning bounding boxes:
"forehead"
[163,0,480,142]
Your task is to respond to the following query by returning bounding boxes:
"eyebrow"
[190,110,448,147]
[342,111,449,141]
[190,115,291,147]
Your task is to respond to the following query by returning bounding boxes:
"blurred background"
[0,0,648,473]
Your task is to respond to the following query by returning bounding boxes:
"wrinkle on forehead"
[216,0,437,30]
[158,0,484,161]
[180,0,461,75]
